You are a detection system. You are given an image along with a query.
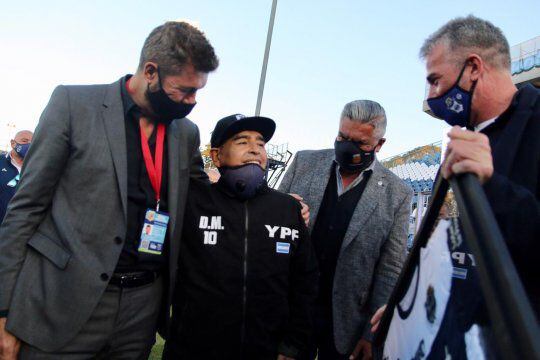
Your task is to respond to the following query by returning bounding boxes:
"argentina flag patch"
[276,242,290,254]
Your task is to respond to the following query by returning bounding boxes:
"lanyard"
[140,123,165,211]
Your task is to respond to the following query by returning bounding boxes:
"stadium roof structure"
[511,36,540,87]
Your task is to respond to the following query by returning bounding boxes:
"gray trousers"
[19,277,163,360]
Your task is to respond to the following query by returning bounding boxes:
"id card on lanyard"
[138,123,169,255]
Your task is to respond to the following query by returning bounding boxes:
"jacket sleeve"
[482,171,540,263]
[189,124,209,182]
[278,152,300,193]
[361,188,412,341]
[0,85,71,312]
[279,203,319,357]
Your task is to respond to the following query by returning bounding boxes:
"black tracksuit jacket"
[165,179,318,360]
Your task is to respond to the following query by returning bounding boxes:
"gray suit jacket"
[279,149,412,354]
[0,80,206,351]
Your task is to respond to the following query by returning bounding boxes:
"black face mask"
[334,139,376,173]
[146,68,196,125]
[218,163,267,201]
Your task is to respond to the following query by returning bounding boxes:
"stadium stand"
[382,142,441,195]
[382,142,442,247]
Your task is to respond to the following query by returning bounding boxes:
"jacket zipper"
[240,201,249,346]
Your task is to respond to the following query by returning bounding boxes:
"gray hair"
[340,100,387,138]
[419,15,510,69]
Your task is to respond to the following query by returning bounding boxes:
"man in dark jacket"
[370,15,540,353]
[164,114,318,360]
[421,15,540,317]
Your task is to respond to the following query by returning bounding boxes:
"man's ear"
[467,54,484,81]
[143,62,158,83]
[210,148,221,167]
[375,138,386,152]
[10,140,16,150]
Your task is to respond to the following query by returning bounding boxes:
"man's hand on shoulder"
[289,193,310,227]
[0,318,20,360]
[370,304,387,334]
[442,126,493,184]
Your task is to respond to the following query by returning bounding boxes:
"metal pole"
[255,0,278,116]
[374,173,540,359]
[450,174,540,359]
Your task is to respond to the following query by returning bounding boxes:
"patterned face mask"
[426,62,477,128]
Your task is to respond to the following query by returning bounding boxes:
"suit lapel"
[307,150,334,232]
[340,161,386,252]
[101,80,128,222]
[491,85,538,177]
[168,119,192,281]
[167,121,182,241]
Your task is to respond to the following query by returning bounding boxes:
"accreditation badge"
[138,209,169,255]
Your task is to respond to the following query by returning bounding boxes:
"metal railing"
[266,143,292,188]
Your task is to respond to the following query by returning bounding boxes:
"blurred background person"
[0,130,33,223]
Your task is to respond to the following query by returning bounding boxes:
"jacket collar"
[214,177,270,201]
[1,152,18,173]
[305,149,385,233]
[489,84,539,177]
[101,79,128,221]
[340,160,387,251]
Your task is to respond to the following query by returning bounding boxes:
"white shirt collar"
[474,117,497,133]
[335,158,376,196]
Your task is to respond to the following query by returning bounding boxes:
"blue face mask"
[218,163,266,201]
[14,142,31,158]
[427,62,477,128]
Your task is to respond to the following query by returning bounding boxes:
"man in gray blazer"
[279,100,412,360]
[0,22,217,359]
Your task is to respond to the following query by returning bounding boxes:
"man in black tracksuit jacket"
[164,114,318,360]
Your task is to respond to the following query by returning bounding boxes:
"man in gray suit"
[0,21,217,359]
[279,100,412,360]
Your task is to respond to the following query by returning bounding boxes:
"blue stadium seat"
[388,156,439,195]
[511,60,522,75]
[523,55,535,71]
